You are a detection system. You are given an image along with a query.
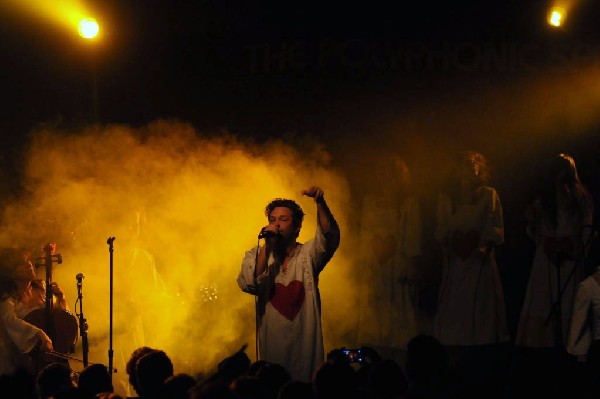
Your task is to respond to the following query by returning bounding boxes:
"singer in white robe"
[237,188,340,382]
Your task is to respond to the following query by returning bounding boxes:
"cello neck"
[44,244,54,312]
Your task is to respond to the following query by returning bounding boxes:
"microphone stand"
[107,237,116,382]
[76,274,89,368]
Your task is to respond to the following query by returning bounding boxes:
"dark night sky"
[1,0,600,204]
[2,0,600,141]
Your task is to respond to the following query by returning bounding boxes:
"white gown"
[356,195,422,349]
[516,194,593,348]
[0,296,46,375]
[567,274,600,356]
[434,186,508,346]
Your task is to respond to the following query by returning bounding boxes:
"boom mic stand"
[76,273,89,368]
[107,237,116,382]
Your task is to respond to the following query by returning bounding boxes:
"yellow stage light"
[78,17,99,39]
[5,0,100,39]
[548,7,566,27]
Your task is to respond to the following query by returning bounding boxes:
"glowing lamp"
[78,18,99,39]
[547,7,566,27]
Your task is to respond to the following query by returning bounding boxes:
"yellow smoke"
[0,120,357,394]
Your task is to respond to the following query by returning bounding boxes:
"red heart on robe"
[544,237,575,265]
[270,281,305,321]
[450,230,480,261]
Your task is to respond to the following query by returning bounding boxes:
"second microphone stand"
[107,237,116,382]
[76,274,89,368]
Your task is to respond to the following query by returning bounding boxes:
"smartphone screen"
[342,349,363,363]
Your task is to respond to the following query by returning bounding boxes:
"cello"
[23,243,79,372]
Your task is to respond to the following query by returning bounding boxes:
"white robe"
[357,195,422,349]
[516,194,593,348]
[434,186,508,346]
[237,225,338,382]
[567,275,600,356]
[0,297,46,375]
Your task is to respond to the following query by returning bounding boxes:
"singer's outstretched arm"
[302,187,339,233]
[302,186,340,253]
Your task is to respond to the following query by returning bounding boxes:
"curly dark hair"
[125,346,155,395]
[135,350,174,398]
[264,199,305,229]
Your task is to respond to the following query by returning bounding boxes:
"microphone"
[258,228,280,239]
[76,273,85,288]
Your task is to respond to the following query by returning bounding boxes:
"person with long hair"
[356,153,422,351]
[434,151,508,345]
[516,153,594,348]
[0,248,56,375]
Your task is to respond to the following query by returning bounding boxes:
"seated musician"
[0,247,68,375]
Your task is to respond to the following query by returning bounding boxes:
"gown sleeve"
[307,223,340,274]
[567,280,593,356]
[0,298,44,354]
[480,188,504,247]
[237,246,274,295]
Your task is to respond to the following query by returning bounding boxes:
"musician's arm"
[0,298,53,353]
